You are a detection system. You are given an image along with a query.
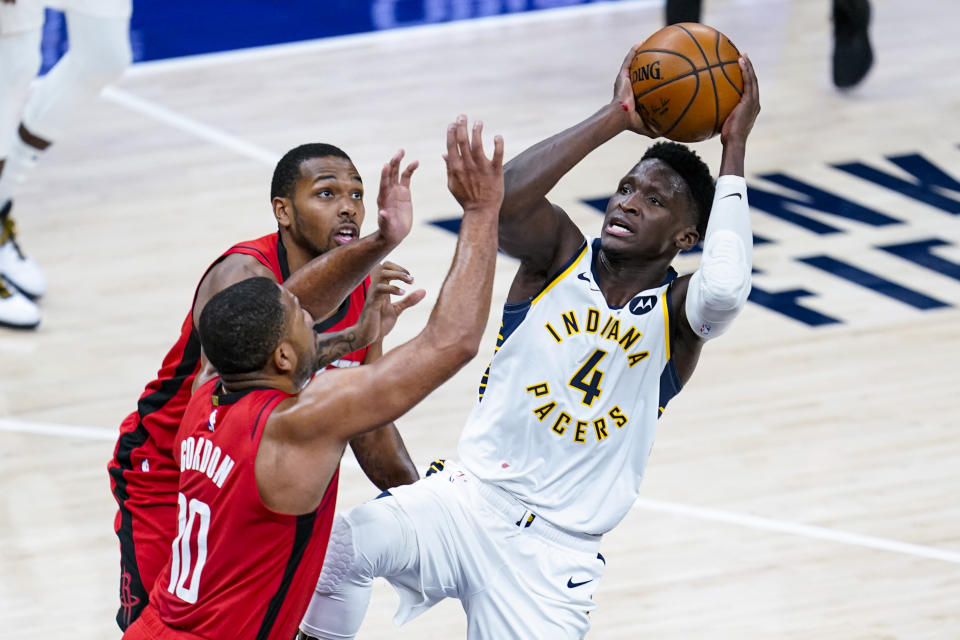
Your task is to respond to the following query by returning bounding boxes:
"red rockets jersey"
[149,379,339,639]
[109,232,369,509]
[315,273,371,371]
[109,234,285,502]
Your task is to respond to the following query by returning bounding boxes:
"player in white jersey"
[298,49,761,639]
[0,0,131,328]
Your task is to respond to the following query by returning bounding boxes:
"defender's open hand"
[358,261,425,343]
[444,115,504,214]
[376,150,418,248]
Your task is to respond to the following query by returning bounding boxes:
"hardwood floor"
[1,0,957,637]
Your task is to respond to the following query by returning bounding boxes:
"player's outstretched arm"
[310,261,425,371]
[297,116,502,437]
[261,116,503,514]
[190,158,421,385]
[191,260,422,395]
[188,254,385,392]
[499,44,656,269]
[282,151,419,320]
[672,55,761,383]
[191,148,417,323]
[348,341,419,490]
[343,266,424,490]
[350,421,419,490]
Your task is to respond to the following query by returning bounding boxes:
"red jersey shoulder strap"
[314,274,371,333]
[222,232,287,282]
[187,232,287,315]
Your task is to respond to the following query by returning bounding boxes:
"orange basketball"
[629,23,743,143]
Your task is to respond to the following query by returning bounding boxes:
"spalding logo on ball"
[630,23,743,143]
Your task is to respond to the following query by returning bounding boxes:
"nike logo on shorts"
[567,577,592,588]
[721,192,743,200]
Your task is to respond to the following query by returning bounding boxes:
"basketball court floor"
[1,0,958,637]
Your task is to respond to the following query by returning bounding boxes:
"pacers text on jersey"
[527,382,630,444]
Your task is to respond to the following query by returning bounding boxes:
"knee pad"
[315,514,361,593]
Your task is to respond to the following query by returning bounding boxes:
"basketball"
[629,23,743,143]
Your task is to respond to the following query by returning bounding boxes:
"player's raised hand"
[357,261,425,343]
[613,43,658,138]
[720,54,761,146]
[444,115,504,214]
[376,150,419,248]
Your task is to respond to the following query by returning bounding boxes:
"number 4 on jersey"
[569,349,607,406]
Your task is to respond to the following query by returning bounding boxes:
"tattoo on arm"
[313,329,362,370]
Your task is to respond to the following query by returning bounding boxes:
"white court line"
[103,1,666,161]
[101,86,280,166]
[633,497,960,565]
[2,417,956,565]
[102,0,785,168]
[0,417,116,441]
[0,417,362,469]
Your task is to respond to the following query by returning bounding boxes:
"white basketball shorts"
[382,462,606,639]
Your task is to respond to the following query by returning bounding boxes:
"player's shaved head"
[198,277,286,375]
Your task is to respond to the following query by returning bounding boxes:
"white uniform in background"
[0,0,132,327]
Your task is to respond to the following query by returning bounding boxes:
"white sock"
[0,135,44,206]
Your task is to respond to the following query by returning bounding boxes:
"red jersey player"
[122,116,504,640]
[108,143,422,630]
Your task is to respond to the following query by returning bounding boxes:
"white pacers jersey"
[458,238,683,535]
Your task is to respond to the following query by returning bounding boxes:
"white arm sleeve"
[684,175,752,340]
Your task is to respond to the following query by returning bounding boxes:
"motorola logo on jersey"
[628,295,658,315]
